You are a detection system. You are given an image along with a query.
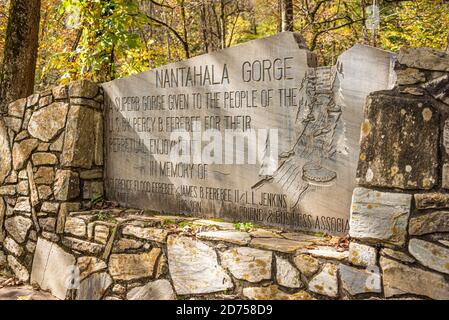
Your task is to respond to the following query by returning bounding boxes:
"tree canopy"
[1,0,448,92]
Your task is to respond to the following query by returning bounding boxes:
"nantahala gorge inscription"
[102,32,395,235]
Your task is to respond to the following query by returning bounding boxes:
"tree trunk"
[281,0,293,32]
[0,0,41,113]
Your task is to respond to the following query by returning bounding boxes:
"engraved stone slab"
[102,33,395,235]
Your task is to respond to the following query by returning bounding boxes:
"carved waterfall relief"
[102,32,396,235]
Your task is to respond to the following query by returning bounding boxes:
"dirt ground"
[0,277,57,300]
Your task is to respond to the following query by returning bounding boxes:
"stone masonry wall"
[0,80,104,282]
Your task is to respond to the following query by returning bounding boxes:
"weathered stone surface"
[61,237,104,255]
[38,185,52,200]
[249,229,283,238]
[0,121,12,184]
[243,285,315,300]
[39,217,56,232]
[52,84,68,100]
[0,185,16,196]
[220,247,272,283]
[56,202,81,234]
[5,216,32,243]
[349,188,411,246]
[69,80,99,98]
[26,241,37,253]
[339,264,381,295]
[80,169,103,180]
[409,211,449,235]
[15,180,28,196]
[348,242,377,267]
[167,236,233,294]
[357,93,438,190]
[127,279,175,300]
[380,248,415,263]
[415,193,449,210]
[15,130,29,141]
[398,47,449,71]
[77,256,107,280]
[13,197,31,213]
[41,202,59,213]
[305,246,349,261]
[93,224,109,244]
[76,272,112,300]
[4,236,23,256]
[192,219,235,230]
[39,94,53,108]
[380,256,449,300]
[122,225,169,243]
[82,181,104,200]
[27,93,40,107]
[250,238,304,253]
[94,111,103,165]
[31,238,76,300]
[64,217,87,237]
[396,68,426,85]
[0,250,6,267]
[8,98,26,118]
[54,170,80,201]
[7,255,29,282]
[28,102,69,142]
[197,230,250,245]
[32,152,58,166]
[293,254,320,277]
[408,238,449,274]
[423,74,449,105]
[50,132,64,152]
[108,248,161,281]
[112,238,143,252]
[308,263,338,297]
[61,105,95,169]
[4,116,21,132]
[276,256,302,288]
[12,139,39,170]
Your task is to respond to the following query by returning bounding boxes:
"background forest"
[0,0,449,94]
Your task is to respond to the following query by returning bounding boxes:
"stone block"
[408,238,449,275]
[8,98,26,118]
[108,249,161,281]
[76,272,112,300]
[82,181,103,200]
[54,170,80,201]
[308,263,339,297]
[12,139,39,170]
[127,280,175,300]
[197,230,251,245]
[243,285,314,300]
[414,193,449,210]
[7,255,29,282]
[348,242,377,267]
[276,255,302,288]
[68,80,99,98]
[5,215,32,243]
[293,254,320,278]
[398,47,449,71]
[28,102,69,142]
[339,264,381,295]
[32,152,58,166]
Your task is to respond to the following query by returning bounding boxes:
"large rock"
[423,74,449,105]
[357,93,438,190]
[31,238,76,300]
[76,272,112,300]
[348,242,377,267]
[167,236,233,295]
[68,80,99,98]
[414,193,449,209]
[380,256,449,300]
[4,236,23,256]
[0,120,12,184]
[32,152,58,166]
[12,139,39,170]
[308,263,338,297]
[243,285,314,300]
[28,102,69,142]
[305,246,349,261]
[61,105,95,169]
[276,256,302,288]
[13,197,31,213]
[197,230,251,245]
[409,211,449,235]
[53,170,80,201]
[7,255,29,282]
[121,224,169,243]
[61,237,104,255]
[339,264,381,295]
[349,187,411,246]
[108,249,161,281]
[127,279,175,300]
[250,238,305,253]
[77,256,107,280]
[8,98,26,118]
[5,216,33,243]
[293,254,320,277]
[398,47,449,71]
[64,217,87,237]
[408,238,449,275]
[220,247,272,283]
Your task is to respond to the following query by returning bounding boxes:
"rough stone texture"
[54,170,80,201]
[112,238,143,253]
[94,111,103,166]
[82,181,103,200]
[4,237,23,256]
[0,120,12,184]
[414,193,449,210]
[76,272,112,300]
[8,98,26,118]
[122,225,169,243]
[408,238,449,275]
[12,139,39,170]
[305,247,349,261]
[108,249,161,281]
[357,93,438,190]
[4,216,32,243]
[56,202,81,234]
[39,217,56,232]
[250,238,305,253]
[293,254,320,277]
[349,187,411,246]
[77,256,107,280]
[80,169,103,180]
[243,285,315,300]
[13,197,31,213]
[41,202,59,213]
[32,152,58,166]
[423,74,449,105]
[31,238,76,300]
[167,236,233,295]
[33,167,55,185]
[276,256,302,288]
[380,256,449,300]
[93,225,109,244]
[61,236,103,255]
[4,117,22,132]
[68,80,99,99]
[409,211,449,235]
[380,248,415,264]
[28,102,69,142]
[348,242,377,267]
[220,247,272,283]
[197,230,251,245]
[52,85,68,100]
[398,47,449,71]
[64,217,87,237]
[61,105,95,169]
[127,279,175,300]
[396,68,426,85]
[7,255,29,282]
[339,264,381,295]
[308,264,339,298]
